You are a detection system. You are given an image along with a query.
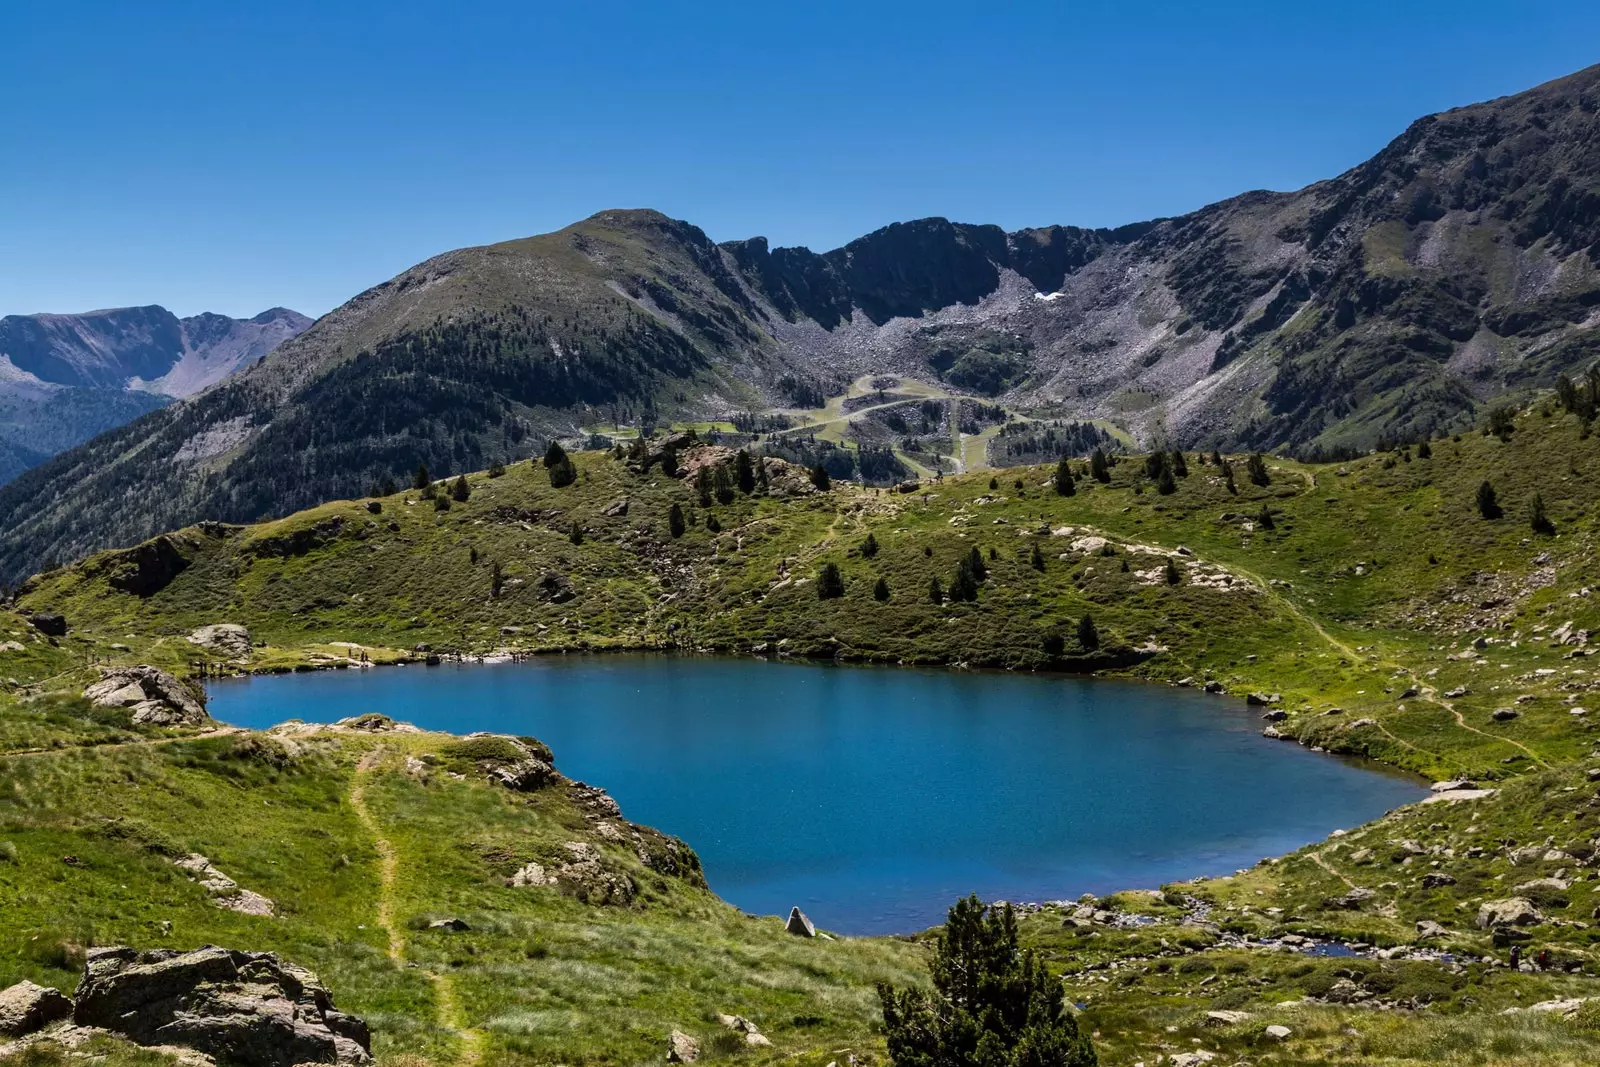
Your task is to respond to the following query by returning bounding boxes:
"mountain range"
[0,62,1597,581]
[0,305,309,483]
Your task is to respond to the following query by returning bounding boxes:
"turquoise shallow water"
[208,655,1424,934]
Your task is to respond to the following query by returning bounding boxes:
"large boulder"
[785,907,816,937]
[0,980,73,1037]
[188,623,252,659]
[28,612,68,637]
[72,945,369,1067]
[83,666,208,726]
[1477,897,1543,929]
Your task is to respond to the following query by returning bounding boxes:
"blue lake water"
[209,656,1424,934]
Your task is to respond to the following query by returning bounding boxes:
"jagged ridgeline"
[2,64,1600,582]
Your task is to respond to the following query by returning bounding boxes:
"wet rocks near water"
[1246,692,1281,707]
[83,665,208,726]
[786,907,816,937]
[188,623,252,659]
[0,980,73,1037]
[8,946,371,1067]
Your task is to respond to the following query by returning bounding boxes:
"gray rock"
[486,757,556,792]
[1328,887,1377,910]
[187,623,252,659]
[0,980,73,1037]
[1264,1024,1292,1040]
[1421,873,1457,889]
[786,907,816,937]
[1261,709,1288,722]
[667,1029,700,1063]
[1492,708,1520,722]
[1415,920,1449,940]
[72,945,369,1066]
[1245,693,1281,706]
[82,666,208,726]
[1204,1009,1252,1026]
[602,498,630,518]
[428,918,470,932]
[1477,897,1543,930]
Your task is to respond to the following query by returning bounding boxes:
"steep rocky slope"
[0,64,1597,580]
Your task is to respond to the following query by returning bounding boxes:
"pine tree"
[1156,467,1177,495]
[1530,492,1555,535]
[873,576,891,602]
[756,457,770,494]
[811,464,832,491]
[548,456,577,489]
[706,514,722,533]
[568,521,584,545]
[487,460,506,478]
[948,567,978,603]
[736,450,756,494]
[1090,448,1111,483]
[1170,449,1189,477]
[1164,557,1182,585]
[1476,480,1502,519]
[1077,613,1100,651]
[861,532,879,558]
[1054,456,1076,496]
[469,546,479,565]
[817,562,845,599]
[543,441,568,469]
[1247,452,1271,486]
[1257,505,1275,531]
[878,896,1097,1067]
[966,546,987,582]
[433,493,451,511]
[1223,461,1237,495]
[668,503,687,538]
[1416,439,1432,459]
[713,464,735,504]
[450,475,471,502]
[989,477,999,490]
[1210,450,1223,466]
[412,463,431,490]
[379,476,398,496]
[929,577,944,604]
[659,448,679,478]
[490,561,505,598]
[1030,542,1046,571]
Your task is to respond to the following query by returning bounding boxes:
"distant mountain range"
[0,305,309,482]
[0,63,1598,581]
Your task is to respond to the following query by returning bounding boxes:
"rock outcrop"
[188,623,252,659]
[0,980,73,1037]
[72,945,370,1067]
[786,907,816,937]
[28,611,67,636]
[1477,897,1543,930]
[82,666,208,725]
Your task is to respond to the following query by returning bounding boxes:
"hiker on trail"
[1537,948,1551,971]
[1509,945,1522,970]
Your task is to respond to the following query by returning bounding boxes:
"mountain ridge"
[0,62,1596,582]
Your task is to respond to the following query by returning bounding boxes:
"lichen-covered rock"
[188,623,252,659]
[1477,897,1543,929]
[83,666,208,725]
[0,980,73,1037]
[667,1028,700,1063]
[72,945,370,1066]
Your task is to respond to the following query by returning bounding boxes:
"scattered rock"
[83,666,208,726]
[1492,708,1520,722]
[1264,1024,1292,1041]
[602,498,630,518]
[427,918,470,932]
[1170,1052,1216,1067]
[0,980,73,1037]
[1261,709,1288,722]
[539,572,577,603]
[1421,873,1457,889]
[667,1029,700,1063]
[1204,1010,1252,1026]
[1203,680,1225,694]
[187,623,252,659]
[1246,693,1281,707]
[1431,779,1476,792]
[1477,898,1543,930]
[510,863,553,888]
[1444,686,1470,699]
[72,945,370,1066]
[173,854,275,916]
[1328,887,1377,909]
[786,907,816,937]
[1415,920,1449,940]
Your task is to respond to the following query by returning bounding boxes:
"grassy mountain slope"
[6,397,1600,1063]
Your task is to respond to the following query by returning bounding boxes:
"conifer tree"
[1170,449,1188,477]
[1222,461,1237,495]
[433,493,450,511]
[811,464,832,491]
[548,455,577,489]
[966,546,987,583]
[490,561,504,598]
[450,475,471,502]
[714,464,735,504]
[569,521,584,545]
[1257,505,1275,530]
[736,450,756,494]
[1164,557,1182,585]
[817,562,844,599]
[706,514,722,533]
[756,457,770,494]
[873,576,891,602]
[668,503,687,538]
[1157,466,1177,495]
[878,896,1097,1067]
[929,577,944,604]
[1030,542,1046,571]
[1476,480,1501,519]
[1077,613,1100,651]
[1054,456,1076,496]
[861,532,879,558]
[1090,448,1111,483]
[1247,452,1270,486]
[1530,492,1554,534]
[543,441,568,469]
[412,463,431,490]
[1417,439,1432,459]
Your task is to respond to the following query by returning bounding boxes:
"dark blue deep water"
[209,656,1424,934]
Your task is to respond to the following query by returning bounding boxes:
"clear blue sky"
[4,0,1596,319]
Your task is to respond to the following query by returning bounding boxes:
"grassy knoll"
[6,399,1600,1064]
